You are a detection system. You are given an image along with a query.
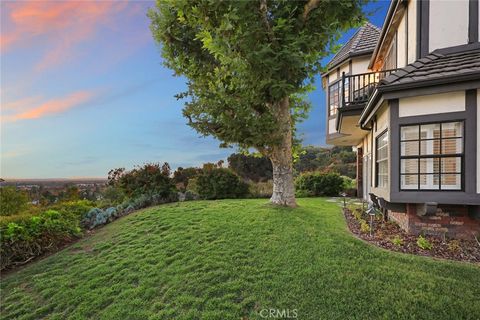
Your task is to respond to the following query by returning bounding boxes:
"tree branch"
[260,0,275,43]
[302,0,321,23]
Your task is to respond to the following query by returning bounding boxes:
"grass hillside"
[1,199,479,320]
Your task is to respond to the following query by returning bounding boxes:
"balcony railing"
[329,69,398,112]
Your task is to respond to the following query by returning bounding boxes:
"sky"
[0,0,389,179]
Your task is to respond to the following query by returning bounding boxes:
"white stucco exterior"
[396,10,407,68]
[351,57,370,75]
[399,91,466,117]
[407,0,417,64]
[429,0,469,52]
[328,118,336,134]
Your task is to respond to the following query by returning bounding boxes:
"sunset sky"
[0,1,388,179]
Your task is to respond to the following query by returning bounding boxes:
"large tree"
[149,0,367,207]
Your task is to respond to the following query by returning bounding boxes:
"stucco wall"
[429,0,469,51]
[407,0,417,64]
[399,91,465,117]
[396,9,407,68]
[351,57,370,75]
[328,118,336,134]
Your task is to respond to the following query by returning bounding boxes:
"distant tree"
[294,146,356,178]
[110,163,176,198]
[173,167,202,192]
[227,153,272,182]
[149,1,367,206]
[62,185,80,202]
[0,186,29,216]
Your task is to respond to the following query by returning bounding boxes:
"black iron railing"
[329,69,398,112]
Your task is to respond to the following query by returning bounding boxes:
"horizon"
[0,1,389,179]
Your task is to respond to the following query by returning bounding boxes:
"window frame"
[328,80,341,117]
[399,120,465,192]
[375,129,389,188]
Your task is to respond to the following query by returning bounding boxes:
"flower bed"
[344,204,480,264]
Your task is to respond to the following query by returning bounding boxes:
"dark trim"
[369,0,401,69]
[465,89,477,194]
[348,60,352,75]
[382,80,480,100]
[387,94,480,205]
[390,99,400,196]
[469,0,479,43]
[405,1,409,63]
[436,42,480,55]
[417,0,430,58]
[360,77,480,125]
[328,51,374,71]
[398,121,465,192]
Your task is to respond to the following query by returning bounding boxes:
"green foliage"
[417,235,433,250]
[359,220,370,234]
[195,168,249,200]
[391,235,404,247]
[173,167,202,192]
[109,163,177,199]
[0,186,30,216]
[248,180,273,198]
[295,146,357,178]
[295,172,344,197]
[148,1,367,152]
[51,200,95,218]
[99,186,126,208]
[447,240,461,252]
[228,153,272,182]
[0,209,82,270]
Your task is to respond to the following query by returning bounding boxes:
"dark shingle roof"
[380,47,480,87]
[327,22,381,69]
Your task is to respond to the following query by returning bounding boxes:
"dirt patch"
[344,207,480,264]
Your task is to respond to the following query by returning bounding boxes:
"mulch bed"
[344,207,480,264]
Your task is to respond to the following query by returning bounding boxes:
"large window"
[328,81,340,116]
[376,131,388,188]
[400,121,464,191]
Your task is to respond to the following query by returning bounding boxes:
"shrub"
[195,168,249,200]
[248,180,273,198]
[416,235,433,250]
[99,186,126,207]
[447,240,461,252]
[109,163,177,199]
[0,209,82,270]
[0,187,30,216]
[359,220,370,234]
[295,172,344,197]
[51,200,94,218]
[391,235,404,247]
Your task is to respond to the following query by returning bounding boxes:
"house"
[322,0,480,239]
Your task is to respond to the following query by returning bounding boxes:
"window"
[400,121,463,191]
[376,131,388,188]
[328,81,340,116]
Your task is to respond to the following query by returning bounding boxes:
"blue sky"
[0,1,389,179]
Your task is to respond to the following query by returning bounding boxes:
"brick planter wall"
[389,204,480,240]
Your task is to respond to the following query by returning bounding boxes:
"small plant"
[352,209,363,221]
[391,235,404,247]
[447,240,461,253]
[416,235,433,250]
[359,220,370,234]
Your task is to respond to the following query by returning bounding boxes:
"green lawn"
[1,198,479,320]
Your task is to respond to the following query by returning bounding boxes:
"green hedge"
[195,168,249,200]
[295,172,344,197]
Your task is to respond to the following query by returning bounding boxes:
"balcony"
[326,69,398,146]
[330,69,398,112]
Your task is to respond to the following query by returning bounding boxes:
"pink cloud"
[1,1,129,70]
[4,91,96,121]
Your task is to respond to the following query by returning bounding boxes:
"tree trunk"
[269,97,297,207]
